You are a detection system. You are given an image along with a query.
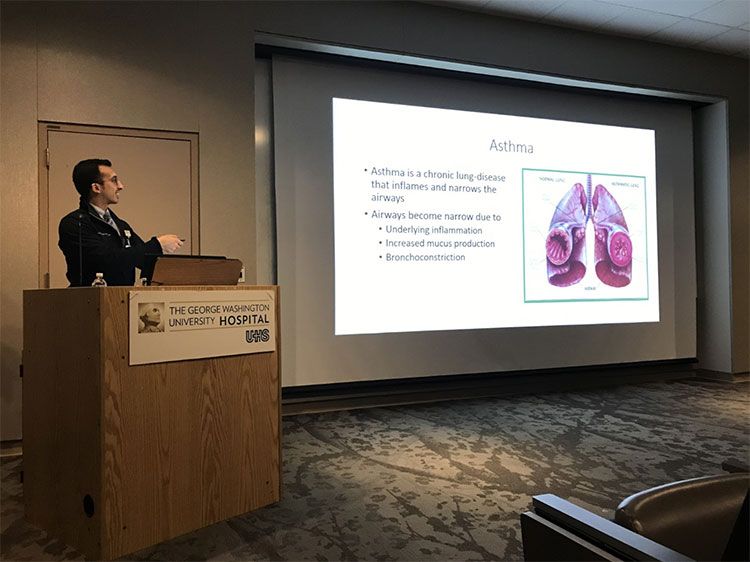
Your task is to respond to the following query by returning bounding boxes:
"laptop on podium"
[141,254,243,286]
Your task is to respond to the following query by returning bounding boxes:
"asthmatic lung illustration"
[546,175,632,288]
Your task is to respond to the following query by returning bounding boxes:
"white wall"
[1,0,747,439]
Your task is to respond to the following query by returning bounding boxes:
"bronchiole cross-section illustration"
[545,175,632,288]
[545,182,588,287]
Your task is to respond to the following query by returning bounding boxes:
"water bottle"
[91,272,107,287]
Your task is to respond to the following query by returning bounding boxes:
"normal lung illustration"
[545,182,588,287]
[545,175,632,288]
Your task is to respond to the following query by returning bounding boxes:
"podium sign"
[129,288,276,365]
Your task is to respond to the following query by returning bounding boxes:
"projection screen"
[272,55,696,387]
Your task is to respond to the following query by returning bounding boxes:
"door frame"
[38,122,200,287]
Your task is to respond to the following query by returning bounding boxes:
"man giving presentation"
[58,158,183,286]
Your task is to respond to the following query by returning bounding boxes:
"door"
[39,123,199,288]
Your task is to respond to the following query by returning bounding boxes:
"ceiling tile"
[426,0,748,57]
[692,0,750,27]
[542,0,627,29]
[600,6,682,37]
[594,0,718,18]
[698,27,750,54]
[650,18,733,45]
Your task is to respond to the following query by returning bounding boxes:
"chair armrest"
[531,494,693,562]
[522,510,624,561]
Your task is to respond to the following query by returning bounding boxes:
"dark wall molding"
[282,359,697,415]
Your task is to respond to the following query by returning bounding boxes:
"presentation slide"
[333,98,659,335]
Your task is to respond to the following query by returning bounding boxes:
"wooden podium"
[22,286,281,560]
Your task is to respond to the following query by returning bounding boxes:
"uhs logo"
[245,328,270,343]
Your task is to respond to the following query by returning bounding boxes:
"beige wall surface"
[1,0,747,439]
[1,1,256,439]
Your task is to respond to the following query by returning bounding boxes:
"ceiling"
[430,0,750,58]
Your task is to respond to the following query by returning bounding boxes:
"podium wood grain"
[23,289,102,557]
[23,286,281,560]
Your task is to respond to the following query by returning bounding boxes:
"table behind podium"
[22,285,281,560]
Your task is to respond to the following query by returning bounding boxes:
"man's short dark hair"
[72,158,112,200]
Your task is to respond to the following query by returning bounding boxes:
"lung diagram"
[545,175,632,288]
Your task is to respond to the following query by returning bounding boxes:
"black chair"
[521,473,749,561]
[615,473,749,561]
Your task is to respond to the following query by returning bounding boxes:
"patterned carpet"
[2,377,748,561]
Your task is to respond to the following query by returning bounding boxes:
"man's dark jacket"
[58,203,162,286]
